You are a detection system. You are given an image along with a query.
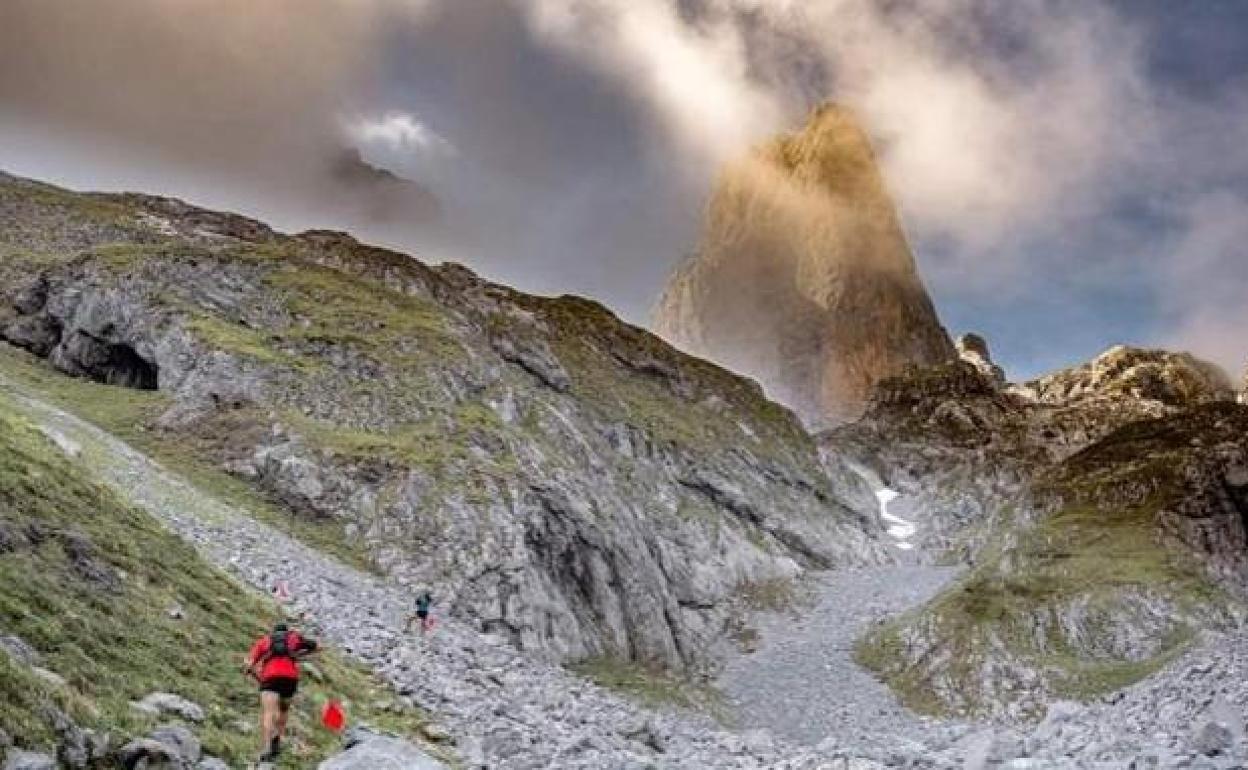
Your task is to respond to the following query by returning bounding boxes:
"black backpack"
[267,631,293,661]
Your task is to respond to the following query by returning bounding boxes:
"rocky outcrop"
[654,104,955,427]
[0,171,884,673]
[1017,345,1235,407]
[841,347,1247,718]
[955,333,1004,385]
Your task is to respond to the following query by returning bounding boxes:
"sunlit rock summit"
[655,105,955,426]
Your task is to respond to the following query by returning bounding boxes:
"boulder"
[1,315,61,358]
[418,723,453,745]
[318,735,448,770]
[1,751,57,770]
[116,738,184,770]
[1191,719,1233,757]
[148,725,201,763]
[131,693,205,723]
[57,726,110,769]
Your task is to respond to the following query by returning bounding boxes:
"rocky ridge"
[0,170,887,676]
[654,104,955,427]
[829,344,1248,720]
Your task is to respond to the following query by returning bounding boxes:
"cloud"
[511,0,1245,370]
[0,0,433,227]
[345,112,457,157]
[0,0,1243,376]
[518,0,788,167]
[1156,191,1248,375]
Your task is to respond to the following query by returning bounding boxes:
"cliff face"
[0,171,884,673]
[655,105,955,426]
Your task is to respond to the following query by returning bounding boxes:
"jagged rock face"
[1018,345,1235,407]
[836,349,1248,718]
[955,333,1004,385]
[830,347,1240,557]
[654,105,955,427]
[0,172,885,672]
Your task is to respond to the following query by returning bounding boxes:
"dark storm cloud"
[1,1,1245,379]
[0,0,438,230]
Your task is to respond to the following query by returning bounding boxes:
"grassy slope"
[0,343,372,573]
[0,396,430,766]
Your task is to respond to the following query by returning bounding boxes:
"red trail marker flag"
[321,699,346,733]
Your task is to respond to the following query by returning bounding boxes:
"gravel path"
[0,378,921,769]
[717,566,971,755]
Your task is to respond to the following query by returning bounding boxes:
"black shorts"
[260,677,298,700]
[415,609,429,619]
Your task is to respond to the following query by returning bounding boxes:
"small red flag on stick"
[321,699,346,733]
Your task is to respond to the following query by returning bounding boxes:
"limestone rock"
[131,693,205,723]
[956,333,1005,385]
[116,738,184,770]
[1,751,56,770]
[318,735,449,770]
[147,725,201,764]
[830,345,1248,720]
[655,104,954,426]
[1023,345,1234,407]
[0,635,40,666]
[58,726,110,769]
[0,170,886,673]
[30,668,65,688]
[1191,720,1234,757]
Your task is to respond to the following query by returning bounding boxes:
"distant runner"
[245,621,319,762]
[406,591,435,636]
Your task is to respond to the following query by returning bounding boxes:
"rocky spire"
[654,104,954,426]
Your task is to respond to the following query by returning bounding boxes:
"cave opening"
[96,341,159,390]
[62,331,160,391]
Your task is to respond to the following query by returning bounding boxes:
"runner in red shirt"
[245,622,318,762]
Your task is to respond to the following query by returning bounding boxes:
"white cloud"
[344,111,457,158]
[518,0,786,167]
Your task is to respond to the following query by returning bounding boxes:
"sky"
[0,0,1245,382]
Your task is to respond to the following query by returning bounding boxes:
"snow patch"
[875,487,916,549]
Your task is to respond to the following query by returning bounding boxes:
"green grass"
[0,401,430,766]
[0,344,373,573]
[185,315,299,367]
[570,656,729,721]
[734,576,800,613]
[266,262,461,363]
[505,291,823,478]
[285,399,514,474]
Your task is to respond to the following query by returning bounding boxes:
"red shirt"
[248,631,314,681]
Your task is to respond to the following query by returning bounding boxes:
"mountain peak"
[655,104,954,426]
